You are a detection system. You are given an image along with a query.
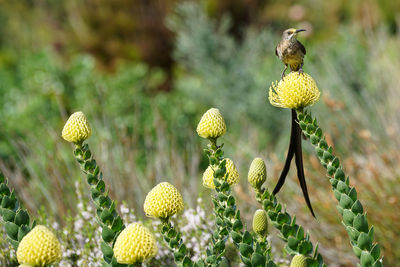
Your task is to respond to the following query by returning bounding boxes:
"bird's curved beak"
[295,29,306,33]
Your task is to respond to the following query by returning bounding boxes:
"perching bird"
[273,28,316,218]
[275,28,306,79]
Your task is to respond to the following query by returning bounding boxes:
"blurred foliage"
[0,0,399,266]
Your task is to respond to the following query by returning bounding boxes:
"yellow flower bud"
[196,108,226,139]
[17,225,61,266]
[202,158,239,189]
[269,72,320,109]
[144,182,184,218]
[248,157,267,189]
[113,223,158,264]
[290,254,308,267]
[252,209,268,236]
[61,111,92,144]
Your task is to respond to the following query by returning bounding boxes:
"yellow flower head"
[113,223,158,264]
[252,209,268,236]
[196,108,226,139]
[17,225,61,266]
[202,158,239,189]
[144,182,184,218]
[269,72,320,109]
[290,254,308,267]
[61,111,92,144]
[248,157,267,189]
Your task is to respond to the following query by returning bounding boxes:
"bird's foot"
[298,68,304,75]
[281,73,286,80]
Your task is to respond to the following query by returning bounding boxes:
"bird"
[275,28,306,79]
[273,28,316,218]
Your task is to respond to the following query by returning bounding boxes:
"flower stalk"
[0,172,32,250]
[296,110,383,267]
[73,143,126,266]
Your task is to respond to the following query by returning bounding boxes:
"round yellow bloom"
[248,157,267,189]
[196,108,226,139]
[113,223,158,264]
[252,209,268,236]
[269,72,320,109]
[202,158,239,189]
[61,111,92,143]
[290,254,308,267]
[17,225,61,266]
[144,182,184,218]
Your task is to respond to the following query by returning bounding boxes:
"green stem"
[0,172,32,250]
[73,143,126,266]
[297,110,383,267]
[205,140,277,267]
[256,188,325,266]
[160,218,197,267]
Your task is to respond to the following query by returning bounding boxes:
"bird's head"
[282,28,306,41]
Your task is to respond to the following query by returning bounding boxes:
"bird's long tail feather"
[273,109,316,218]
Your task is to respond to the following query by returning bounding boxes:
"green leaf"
[15,210,30,226]
[174,251,185,262]
[370,244,380,261]
[276,213,290,224]
[267,211,277,221]
[17,224,30,241]
[333,189,341,201]
[230,230,242,244]
[111,217,124,232]
[281,224,294,239]
[227,195,235,206]
[97,180,106,193]
[1,195,15,209]
[353,214,369,233]
[315,147,324,158]
[288,236,299,250]
[0,183,10,196]
[168,228,177,238]
[5,221,19,240]
[298,240,313,254]
[251,253,266,267]
[87,174,98,185]
[239,243,253,258]
[351,200,364,214]
[100,209,113,224]
[182,256,192,266]
[296,226,304,240]
[339,194,354,209]
[336,181,349,194]
[342,209,355,225]
[232,219,243,232]
[346,226,360,243]
[360,251,374,266]
[357,232,371,250]
[2,209,16,222]
[322,150,333,162]
[348,187,357,201]
[242,231,253,245]
[372,260,383,267]
[334,168,345,181]
[102,226,116,243]
[101,241,114,259]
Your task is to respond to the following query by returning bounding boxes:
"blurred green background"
[0,0,399,266]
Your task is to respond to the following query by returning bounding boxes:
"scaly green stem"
[0,172,32,250]
[296,110,383,267]
[256,188,326,266]
[160,218,201,267]
[205,140,277,267]
[73,143,126,266]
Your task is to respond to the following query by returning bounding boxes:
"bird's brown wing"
[299,41,306,55]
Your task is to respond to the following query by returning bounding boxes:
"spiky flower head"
[202,158,239,189]
[61,111,92,144]
[144,182,184,218]
[17,225,61,266]
[196,108,226,139]
[248,157,267,189]
[269,72,320,109]
[113,223,158,264]
[290,254,308,267]
[252,209,268,236]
